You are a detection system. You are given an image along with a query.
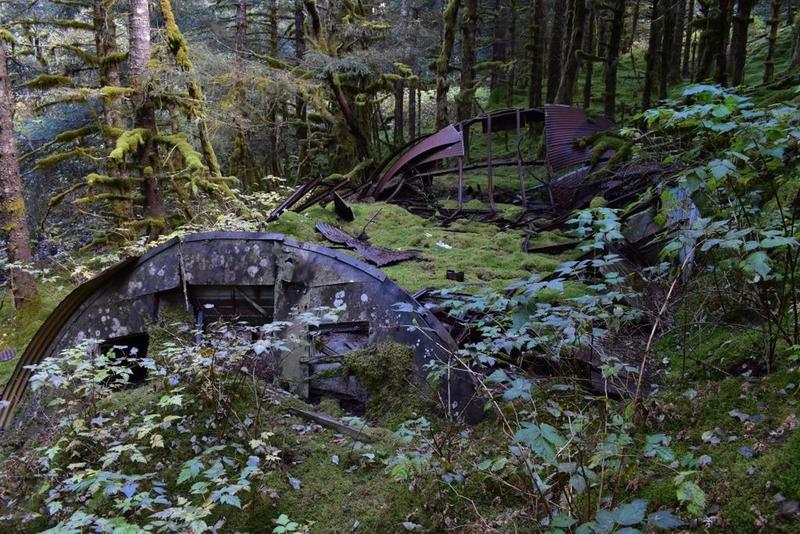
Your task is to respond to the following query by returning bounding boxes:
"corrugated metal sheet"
[0,232,455,429]
[368,125,463,197]
[0,257,137,429]
[545,105,615,173]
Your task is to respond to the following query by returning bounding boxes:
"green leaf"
[648,510,685,530]
[742,251,770,279]
[614,499,648,526]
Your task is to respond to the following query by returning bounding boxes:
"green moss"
[53,125,97,144]
[0,280,73,385]
[342,342,429,424]
[20,74,72,90]
[109,129,149,161]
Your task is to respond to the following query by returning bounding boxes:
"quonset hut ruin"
[0,232,480,429]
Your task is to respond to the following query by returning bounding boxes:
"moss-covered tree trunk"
[129,0,163,238]
[393,79,405,146]
[506,0,517,108]
[547,0,567,103]
[0,39,37,308]
[457,0,477,122]
[232,0,259,189]
[160,0,224,180]
[642,0,662,109]
[407,78,416,140]
[527,0,546,109]
[556,0,587,105]
[489,0,509,95]
[267,0,281,178]
[604,0,626,119]
[435,0,459,130]
[294,0,308,180]
[92,0,130,221]
[727,0,755,86]
[765,0,782,83]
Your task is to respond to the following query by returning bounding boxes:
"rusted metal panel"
[368,125,463,197]
[315,223,418,267]
[0,257,137,429]
[267,175,324,221]
[545,105,615,173]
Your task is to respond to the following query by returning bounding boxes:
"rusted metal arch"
[0,232,482,430]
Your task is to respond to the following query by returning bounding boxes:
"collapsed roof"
[0,232,482,429]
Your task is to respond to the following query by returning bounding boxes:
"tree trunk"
[728,0,755,86]
[268,0,280,178]
[642,0,662,110]
[714,0,731,85]
[557,0,587,105]
[582,4,596,109]
[506,0,518,107]
[792,9,800,69]
[604,0,626,119]
[682,0,695,78]
[0,41,37,308]
[408,78,416,140]
[547,0,567,103]
[789,0,795,25]
[435,0,459,130]
[527,0,547,109]
[130,0,162,239]
[490,0,509,95]
[528,0,547,108]
[626,0,641,50]
[294,0,307,180]
[659,0,675,99]
[765,0,782,83]
[393,79,405,146]
[669,0,686,83]
[457,0,478,122]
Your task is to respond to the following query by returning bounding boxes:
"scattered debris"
[0,349,16,362]
[332,192,354,222]
[315,222,418,267]
[288,407,373,443]
[446,270,464,282]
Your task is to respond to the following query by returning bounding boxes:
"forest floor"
[2,26,800,534]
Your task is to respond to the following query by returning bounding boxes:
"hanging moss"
[35,148,91,170]
[86,173,141,188]
[160,0,193,71]
[154,133,207,173]
[99,51,128,65]
[14,19,94,31]
[20,74,72,89]
[73,193,143,206]
[109,129,149,161]
[53,125,97,144]
[0,28,16,45]
[49,183,88,208]
[99,86,134,98]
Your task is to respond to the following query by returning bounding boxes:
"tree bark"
[669,0,686,83]
[294,0,307,180]
[659,0,675,99]
[506,0,518,107]
[728,0,755,86]
[435,0,459,130]
[527,0,546,109]
[393,79,405,146]
[626,0,641,51]
[490,0,509,95]
[557,0,587,105]
[642,0,662,110]
[713,0,731,85]
[457,0,478,122]
[547,0,567,103]
[765,0,782,83]
[130,0,162,238]
[408,78,416,140]
[0,40,37,308]
[682,0,695,79]
[604,0,626,119]
[582,4,596,109]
